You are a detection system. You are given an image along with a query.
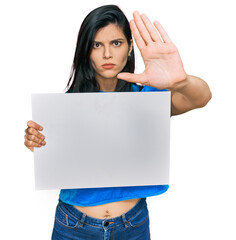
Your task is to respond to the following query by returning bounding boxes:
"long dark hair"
[64,5,135,93]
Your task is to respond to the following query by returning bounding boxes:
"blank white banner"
[31,91,170,190]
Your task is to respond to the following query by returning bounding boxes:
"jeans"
[51,198,151,240]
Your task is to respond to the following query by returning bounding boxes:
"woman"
[24,5,212,240]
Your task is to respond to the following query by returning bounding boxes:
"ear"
[128,39,133,56]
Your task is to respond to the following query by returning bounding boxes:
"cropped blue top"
[59,84,169,206]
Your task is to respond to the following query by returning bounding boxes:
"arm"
[117,11,212,116]
[169,74,212,116]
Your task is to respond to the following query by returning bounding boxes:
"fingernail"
[40,127,43,130]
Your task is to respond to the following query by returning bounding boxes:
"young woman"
[24,5,212,240]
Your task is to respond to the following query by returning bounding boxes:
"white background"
[0,0,235,239]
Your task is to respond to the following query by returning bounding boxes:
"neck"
[96,76,118,92]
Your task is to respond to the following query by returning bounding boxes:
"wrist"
[168,74,189,92]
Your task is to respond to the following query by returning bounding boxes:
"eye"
[93,42,101,48]
[113,40,121,46]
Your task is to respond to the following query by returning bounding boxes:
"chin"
[101,72,120,79]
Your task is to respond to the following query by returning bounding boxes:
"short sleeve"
[141,85,168,92]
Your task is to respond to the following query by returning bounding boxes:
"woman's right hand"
[24,120,46,152]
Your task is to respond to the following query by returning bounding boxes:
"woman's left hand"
[117,11,187,91]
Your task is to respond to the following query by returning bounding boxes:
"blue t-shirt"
[59,84,169,206]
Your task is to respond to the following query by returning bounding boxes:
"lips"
[102,63,115,69]
[102,63,115,66]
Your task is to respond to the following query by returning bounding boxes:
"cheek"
[90,58,98,70]
[118,47,129,66]
[119,54,128,68]
[90,52,99,68]
[90,59,96,69]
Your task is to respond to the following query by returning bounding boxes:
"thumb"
[117,72,146,84]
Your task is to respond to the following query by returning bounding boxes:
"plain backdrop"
[0,0,235,239]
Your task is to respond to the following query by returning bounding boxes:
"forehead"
[94,24,125,41]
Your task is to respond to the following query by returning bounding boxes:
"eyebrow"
[93,38,125,43]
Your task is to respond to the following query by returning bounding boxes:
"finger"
[25,127,45,140]
[117,72,148,85]
[133,11,152,45]
[140,14,162,43]
[130,19,145,50]
[25,134,46,145]
[153,21,172,43]
[27,120,43,131]
[24,138,42,149]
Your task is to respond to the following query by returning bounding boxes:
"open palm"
[117,12,187,90]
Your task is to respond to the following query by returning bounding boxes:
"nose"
[103,46,112,59]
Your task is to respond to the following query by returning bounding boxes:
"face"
[90,24,133,83]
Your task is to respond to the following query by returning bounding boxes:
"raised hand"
[117,11,187,90]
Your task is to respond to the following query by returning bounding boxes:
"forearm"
[171,74,212,108]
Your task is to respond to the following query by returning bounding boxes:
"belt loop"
[122,213,130,228]
[79,213,86,227]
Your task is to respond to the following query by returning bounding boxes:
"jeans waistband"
[58,198,147,229]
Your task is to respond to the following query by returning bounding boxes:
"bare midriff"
[73,198,141,219]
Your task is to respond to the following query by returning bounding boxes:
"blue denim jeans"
[51,198,151,240]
